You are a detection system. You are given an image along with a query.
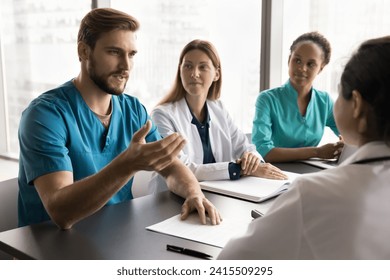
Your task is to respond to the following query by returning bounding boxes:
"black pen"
[166,244,213,260]
[251,209,264,219]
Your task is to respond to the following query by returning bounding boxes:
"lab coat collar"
[341,141,390,166]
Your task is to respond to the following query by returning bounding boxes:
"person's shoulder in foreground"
[219,35,390,259]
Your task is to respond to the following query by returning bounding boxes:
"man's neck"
[73,74,112,115]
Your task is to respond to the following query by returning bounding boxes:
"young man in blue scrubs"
[18,8,221,229]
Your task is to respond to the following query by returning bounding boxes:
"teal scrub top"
[252,80,339,158]
[18,80,161,226]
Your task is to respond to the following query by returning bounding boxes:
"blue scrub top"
[18,80,161,226]
[252,80,339,158]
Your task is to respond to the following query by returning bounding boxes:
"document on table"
[146,213,253,248]
[200,171,301,202]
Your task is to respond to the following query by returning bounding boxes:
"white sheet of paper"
[146,213,253,248]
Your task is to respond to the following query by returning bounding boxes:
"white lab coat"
[151,98,262,181]
[218,141,390,259]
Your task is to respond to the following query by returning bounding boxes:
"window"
[0,0,91,157]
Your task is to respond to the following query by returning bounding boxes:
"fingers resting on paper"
[181,196,222,225]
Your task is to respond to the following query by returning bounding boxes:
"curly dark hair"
[290,31,332,66]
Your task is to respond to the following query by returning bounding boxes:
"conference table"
[0,163,321,260]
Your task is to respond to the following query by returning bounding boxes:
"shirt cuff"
[228,162,241,180]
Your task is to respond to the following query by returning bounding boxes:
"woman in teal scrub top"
[252,31,344,162]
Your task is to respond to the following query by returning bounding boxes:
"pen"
[166,244,213,260]
[251,209,264,219]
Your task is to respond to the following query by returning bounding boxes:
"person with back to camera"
[218,36,390,259]
[252,31,344,163]
[151,39,288,183]
[17,8,222,230]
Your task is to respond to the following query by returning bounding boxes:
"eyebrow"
[104,46,138,54]
[293,54,318,62]
[183,60,211,65]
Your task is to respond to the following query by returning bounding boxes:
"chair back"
[0,177,18,259]
[132,170,154,198]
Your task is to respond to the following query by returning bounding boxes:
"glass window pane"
[111,0,262,133]
[0,0,91,156]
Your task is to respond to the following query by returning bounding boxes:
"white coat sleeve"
[220,101,263,161]
[151,106,231,181]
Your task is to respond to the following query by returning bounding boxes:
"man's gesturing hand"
[125,120,187,172]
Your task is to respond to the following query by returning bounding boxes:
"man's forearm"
[160,158,203,199]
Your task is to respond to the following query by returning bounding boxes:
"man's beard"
[88,56,128,95]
